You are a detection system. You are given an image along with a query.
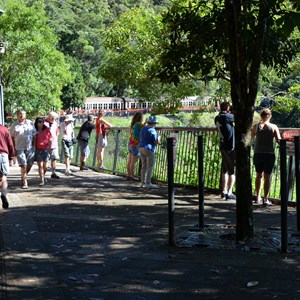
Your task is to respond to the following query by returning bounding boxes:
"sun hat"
[64,114,75,122]
[147,115,159,124]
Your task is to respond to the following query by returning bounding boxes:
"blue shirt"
[138,126,158,152]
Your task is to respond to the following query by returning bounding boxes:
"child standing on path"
[35,117,52,186]
[127,112,144,181]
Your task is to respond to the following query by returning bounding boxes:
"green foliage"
[271,84,300,127]
[0,0,71,117]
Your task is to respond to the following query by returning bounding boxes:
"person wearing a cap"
[60,114,75,175]
[138,115,160,189]
[44,111,60,179]
[10,109,37,189]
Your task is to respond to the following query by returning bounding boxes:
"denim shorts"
[16,149,35,166]
[78,139,90,158]
[62,139,73,158]
[0,154,9,175]
[128,145,140,157]
[35,149,50,163]
[49,148,59,161]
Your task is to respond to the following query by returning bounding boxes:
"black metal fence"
[68,126,298,202]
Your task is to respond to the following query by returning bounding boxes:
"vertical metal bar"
[198,136,205,229]
[294,136,300,232]
[280,139,288,253]
[287,156,295,202]
[167,137,176,246]
[113,130,120,174]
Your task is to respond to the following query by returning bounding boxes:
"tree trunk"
[234,104,254,240]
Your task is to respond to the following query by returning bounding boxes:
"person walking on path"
[34,117,52,186]
[127,112,144,181]
[214,102,236,200]
[44,111,60,179]
[251,108,281,206]
[61,114,75,176]
[0,124,15,208]
[95,110,112,169]
[77,114,95,171]
[10,109,36,189]
[138,115,160,189]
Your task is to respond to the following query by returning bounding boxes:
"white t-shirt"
[10,119,37,151]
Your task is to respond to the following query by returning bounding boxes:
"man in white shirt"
[10,109,36,189]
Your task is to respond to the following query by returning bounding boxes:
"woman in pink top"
[35,117,52,186]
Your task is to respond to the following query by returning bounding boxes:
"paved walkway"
[0,163,300,299]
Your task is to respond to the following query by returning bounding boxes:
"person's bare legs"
[65,156,71,175]
[97,147,105,168]
[37,161,44,183]
[127,153,139,178]
[227,174,236,195]
[255,172,263,203]
[20,165,28,188]
[263,173,272,203]
[221,173,229,194]
[127,153,133,177]
[0,174,9,208]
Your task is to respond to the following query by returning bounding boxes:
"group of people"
[127,113,160,189]
[0,103,281,210]
[215,102,281,205]
[0,108,115,209]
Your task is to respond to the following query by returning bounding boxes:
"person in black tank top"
[251,108,281,206]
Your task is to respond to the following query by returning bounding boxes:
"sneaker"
[145,183,159,189]
[221,192,227,199]
[1,194,9,209]
[51,173,60,179]
[255,198,263,204]
[65,170,71,176]
[39,181,45,186]
[22,180,28,189]
[263,199,273,206]
[99,166,107,170]
[140,183,146,188]
[226,193,236,200]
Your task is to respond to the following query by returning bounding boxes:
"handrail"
[67,126,299,202]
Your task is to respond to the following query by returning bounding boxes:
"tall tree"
[0,0,71,116]
[101,6,206,111]
[158,0,299,240]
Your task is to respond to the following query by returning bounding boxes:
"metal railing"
[67,126,298,202]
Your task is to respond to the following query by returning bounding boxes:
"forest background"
[0,0,299,127]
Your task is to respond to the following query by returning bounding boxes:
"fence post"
[294,136,300,232]
[280,139,288,253]
[198,135,205,229]
[167,137,176,246]
[113,130,121,174]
